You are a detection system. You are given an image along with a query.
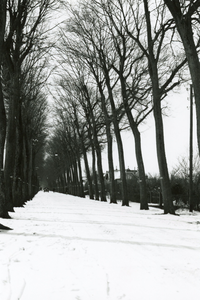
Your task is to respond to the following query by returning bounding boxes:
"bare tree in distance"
[53,82,96,199]
[63,2,131,205]
[56,7,122,204]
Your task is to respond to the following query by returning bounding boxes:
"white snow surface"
[1,191,200,300]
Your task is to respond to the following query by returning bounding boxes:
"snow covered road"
[1,191,200,300]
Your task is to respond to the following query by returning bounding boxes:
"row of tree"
[0,0,57,218]
[1,1,200,218]
[45,0,200,214]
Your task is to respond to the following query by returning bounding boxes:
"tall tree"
[65,3,129,205]
[119,0,187,214]
[96,0,151,209]
[58,3,118,203]
[4,0,56,209]
[142,0,175,214]
[81,83,107,201]
[0,0,9,218]
[164,0,200,211]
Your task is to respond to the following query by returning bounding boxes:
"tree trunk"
[74,131,85,198]
[95,144,107,202]
[28,139,33,200]
[87,118,99,200]
[143,0,175,214]
[124,110,149,209]
[91,148,99,200]
[132,125,149,210]
[62,170,67,193]
[72,158,79,196]
[77,156,85,198]
[83,85,107,202]
[106,122,117,204]
[22,134,28,201]
[104,73,128,206]
[120,73,149,209]
[153,93,175,214]
[0,0,8,218]
[0,78,8,217]
[76,129,93,198]
[4,75,18,211]
[82,146,94,199]
[91,121,107,202]
[13,103,24,206]
[96,80,117,203]
[179,32,200,161]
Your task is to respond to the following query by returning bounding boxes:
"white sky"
[1,191,200,300]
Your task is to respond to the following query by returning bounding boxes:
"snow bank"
[1,191,200,300]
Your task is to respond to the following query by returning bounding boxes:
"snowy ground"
[1,192,200,300]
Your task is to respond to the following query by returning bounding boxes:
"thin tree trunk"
[74,107,94,199]
[91,120,107,202]
[106,123,117,204]
[91,147,99,200]
[77,156,85,198]
[87,117,99,200]
[73,131,85,198]
[132,124,149,210]
[83,85,107,202]
[65,165,71,194]
[73,158,79,196]
[95,144,107,202]
[120,74,149,209]
[77,133,94,199]
[96,80,117,203]
[28,140,33,199]
[83,146,94,199]
[153,93,175,214]
[22,134,28,201]
[104,73,128,206]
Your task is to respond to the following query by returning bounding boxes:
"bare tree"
[94,0,151,209]
[81,83,107,201]
[164,0,200,179]
[0,0,9,218]
[52,108,85,197]
[63,2,130,205]
[54,72,107,200]
[141,0,188,214]
[3,0,56,209]
[52,85,96,199]
[22,81,48,201]
[114,0,187,214]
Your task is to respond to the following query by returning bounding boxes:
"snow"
[1,191,200,300]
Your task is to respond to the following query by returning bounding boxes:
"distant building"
[104,168,139,201]
[105,167,138,181]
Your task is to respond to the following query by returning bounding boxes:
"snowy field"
[1,191,200,300]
